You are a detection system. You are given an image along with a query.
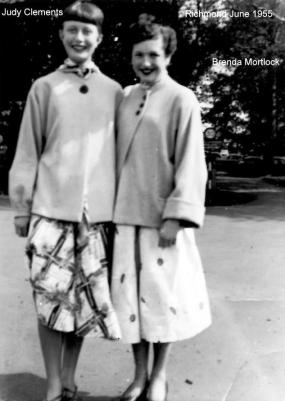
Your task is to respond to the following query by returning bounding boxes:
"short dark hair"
[61,1,104,32]
[128,14,177,56]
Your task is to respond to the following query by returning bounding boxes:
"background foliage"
[0,0,285,173]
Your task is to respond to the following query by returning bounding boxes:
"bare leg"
[38,322,63,400]
[61,332,84,392]
[148,342,172,401]
[120,340,149,399]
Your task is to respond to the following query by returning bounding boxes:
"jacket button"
[130,314,136,322]
[79,85,89,94]
[157,258,164,265]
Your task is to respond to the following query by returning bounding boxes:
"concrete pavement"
[1,176,285,401]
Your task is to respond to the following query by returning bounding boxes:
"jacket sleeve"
[9,82,44,218]
[162,90,207,228]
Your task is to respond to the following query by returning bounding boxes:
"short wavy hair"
[128,14,177,56]
[61,1,104,33]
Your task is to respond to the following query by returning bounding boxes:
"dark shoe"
[117,382,148,401]
[62,387,82,401]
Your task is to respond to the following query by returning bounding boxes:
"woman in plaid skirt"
[9,2,121,401]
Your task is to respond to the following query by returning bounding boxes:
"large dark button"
[79,85,89,94]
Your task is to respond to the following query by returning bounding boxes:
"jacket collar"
[138,72,170,93]
[58,58,99,79]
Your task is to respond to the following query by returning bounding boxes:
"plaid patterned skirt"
[26,212,121,339]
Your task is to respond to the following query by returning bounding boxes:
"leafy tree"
[1,0,285,175]
[178,0,285,163]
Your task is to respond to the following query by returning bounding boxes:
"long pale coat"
[9,69,122,223]
[114,74,207,228]
[112,75,211,343]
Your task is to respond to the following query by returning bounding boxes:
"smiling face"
[59,20,102,66]
[131,35,171,85]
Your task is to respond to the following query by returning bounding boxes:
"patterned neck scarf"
[58,58,99,79]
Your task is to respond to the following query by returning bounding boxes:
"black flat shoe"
[62,386,82,401]
[117,382,149,401]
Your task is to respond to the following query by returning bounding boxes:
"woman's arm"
[162,89,207,228]
[9,82,44,236]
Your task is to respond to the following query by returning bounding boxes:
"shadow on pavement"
[206,192,285,221]
[206,189,257,207]
[0,196,10,210]
[205,176,285,221]
[0,373,111,401]
[0,373,45,401]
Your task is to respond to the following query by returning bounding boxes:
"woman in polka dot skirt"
[112,14,211,401]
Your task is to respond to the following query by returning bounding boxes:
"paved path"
[1,176,285,401]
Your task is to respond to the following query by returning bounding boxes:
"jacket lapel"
[117,85,150,176]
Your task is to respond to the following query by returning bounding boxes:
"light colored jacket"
[9,69,122,222]
[114,75,207,228]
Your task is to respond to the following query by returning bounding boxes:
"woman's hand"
[14,216,30,237]
[158,219,180,248]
